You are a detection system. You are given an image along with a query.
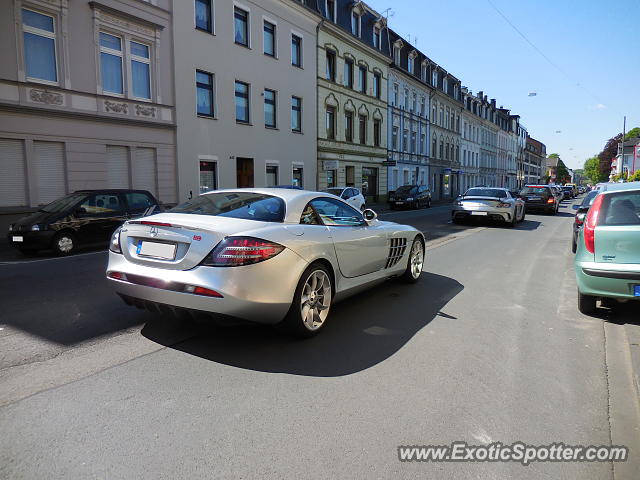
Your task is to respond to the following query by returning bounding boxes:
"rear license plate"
[396,201,404,205]
[12,236,24,242]
[634,285,640,297]
[137,241,176,260]
[471,211,488,216]
[527,196,541,201]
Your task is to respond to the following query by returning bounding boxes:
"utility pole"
[622,116,626,179]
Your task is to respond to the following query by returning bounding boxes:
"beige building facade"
[316,18,388,203]
[0,0,177,213]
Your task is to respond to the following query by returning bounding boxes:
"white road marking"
[0,250,105,266]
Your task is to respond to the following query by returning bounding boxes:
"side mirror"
[576,213,587,223]
[362,208,377,224]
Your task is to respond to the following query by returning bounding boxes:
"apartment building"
[316,0,389,203]
[0,0,177,213]
[173,0,319,201]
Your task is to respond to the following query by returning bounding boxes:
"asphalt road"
[1,198,638,479]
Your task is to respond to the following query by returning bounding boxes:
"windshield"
[39,193,87,213]
[169,193,285,222]
[395,186,418,195]
[464,188,506,198]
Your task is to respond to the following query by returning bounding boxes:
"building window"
[351,11,361,37]
[327,169,337,187]
[199,161,217,193]
[264,88,276,128]
[393,83,399,105]
[130,41,151,99]
[195,0,212,33]
[392,126,399,150]
[411,131,417,153]
[373,72,381,99]
[359,115,367,144]
[100,32,123,94]
[403,129,408,152]
[411,93,417,112]
[326,49,336,81]
[22,8,58,83]
[408,56,414,74]
[325,0,336,21]
[421,63,427,82]
[358,66,367,94]
[420,97,425,116]
[373,119,381,147]
[432,137,437,157]
[293,166,303,188]
[345,111,354,142]
[344,58,353,88]
[266,165,278,187]
[443,77,448,94]
[234,7,249,47]
[291,34,302,67]
[196,70,214,117]
[393,46,400,65]
[432,70,437,86]
[263,21,275,57]
[420,133,425,154]
[404,88,409,110]
[373,26,381,49]
[326,106,336,139]
[235,80,249,123]
[291,96,302,132]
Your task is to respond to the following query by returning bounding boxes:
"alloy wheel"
[57,235,74,253]
[409,240,424,279]
[300,270,332,331]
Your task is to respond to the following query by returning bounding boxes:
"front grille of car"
[385,238,407,269]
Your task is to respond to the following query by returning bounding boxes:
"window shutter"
[0,139,27,207]
[133,147,156,195]
[107,145,129,188]
[33,141,65,204]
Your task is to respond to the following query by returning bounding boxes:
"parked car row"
[572,181,640,314]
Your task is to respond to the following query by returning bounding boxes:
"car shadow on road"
[141,272,464,377]
[453,219,541,231]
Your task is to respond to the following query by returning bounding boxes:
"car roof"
[598,182,640,194]
[199,188,348,223]
[73,189,152,194]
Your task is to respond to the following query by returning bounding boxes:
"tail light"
[109,227,122,253]
[583,194,603,254]
[496,201,511,208]
[546,197,555,204]
[202,237,284,267]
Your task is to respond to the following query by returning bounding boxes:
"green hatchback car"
[574,185,640,314]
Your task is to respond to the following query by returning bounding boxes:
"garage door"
[133,147,156,195]
[107,145,129,188]
[33,141,65,204]
[0,139,27,207]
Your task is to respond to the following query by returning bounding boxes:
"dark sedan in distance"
[519,185,559,214]
[388,185,432,209]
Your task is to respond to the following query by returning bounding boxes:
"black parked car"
[388,185,432,209]
[519,185,559,214]
[561,185,575,199]
[7,189,159,255]
[571,190,599,253]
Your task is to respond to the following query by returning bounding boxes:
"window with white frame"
[443,77,448,94]
[234,6,249,47]
[408,55,414,74]
[393,83,398,105]
[130,41,151,99]
[325,0,336,21]
[421,63,427,82]
[22,8,58,83]
[100,32,123,94]
[351,11,361,37]
[263,20,276,57]
[432,70,437,86]
[404,88,409,110]
[373,26,381,49]
[393,46,400,65]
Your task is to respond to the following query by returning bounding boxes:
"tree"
[548,153,560,159]
[624,127,640,141]
[597,133,623,180]
[583,156,604,184]
[630,170,640,182]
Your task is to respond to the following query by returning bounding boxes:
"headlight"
[406,197,414,201]
[454,201,463,206]
[31,224,41,231]
[109,227,122,254]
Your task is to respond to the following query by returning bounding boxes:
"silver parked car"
[106,188,425,337]
[452,187,525,227]
[322,187,366,211]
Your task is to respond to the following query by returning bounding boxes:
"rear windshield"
[39,193,87,213]
[521,187,550,196]
[464,188,506,198]
[169,193,285,222]
[600,191,640,226]
[395,185,418,195]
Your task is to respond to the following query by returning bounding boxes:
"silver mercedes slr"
[106,188,425,337]
[451,187,525,227]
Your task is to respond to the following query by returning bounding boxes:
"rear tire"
[279,263,333,338]
[426,198,431,208]
[578,291,597,315]
[400,237,424,284]
[571,236,577,254]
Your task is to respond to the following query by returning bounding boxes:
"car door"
[75,193,126,244]
[309,197,388,277]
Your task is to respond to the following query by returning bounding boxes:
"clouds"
[588,103,607,110]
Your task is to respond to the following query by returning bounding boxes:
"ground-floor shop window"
[266,165,278,187]
[199,161,217,193]
[292,166,303,188]
[326,169,337,188]
[362,167,378,199]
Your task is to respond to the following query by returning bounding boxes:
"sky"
[365,0,639,170]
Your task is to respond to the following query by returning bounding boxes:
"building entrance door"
[236,157,254,188]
